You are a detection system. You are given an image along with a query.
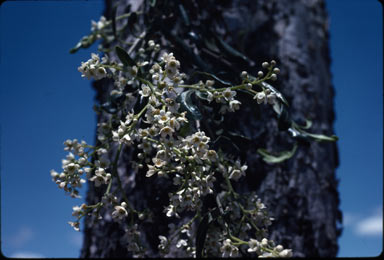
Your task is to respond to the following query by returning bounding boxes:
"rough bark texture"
[81,0,341,257]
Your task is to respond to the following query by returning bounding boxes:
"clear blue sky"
[0,0,382,258]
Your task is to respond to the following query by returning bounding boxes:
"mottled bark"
[81,0,341,257]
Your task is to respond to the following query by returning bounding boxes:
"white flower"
[50,169,59,179]
[89,167,111,187]
[153,157,166,168]
[155,110,171,125]
[220,239,239,257]
[91,16,107,31]
[279,249,293,257]
[139,85,151,97]
[160,126,174,138]
[65,162,79,175]
[229,168,245,181]
[165,204,178,217]
[112,202,128,220]
[222,88,236,101]
[248,239,259,253]
[255,91,266,104]
[261,238,269,247]
[78,53,108,80]
[158,235,169,252]
[68,221,80,231]
[205,150,218,162]
[229,100,241,112]
[176,239,188,248]
[72,205,83,217]
[121,134,132,145]
[168,117,180,130]
[146,165,156,177]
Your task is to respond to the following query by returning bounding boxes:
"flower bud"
[279,249,292,257]
[275,245,284,252]
[261,238,268,247]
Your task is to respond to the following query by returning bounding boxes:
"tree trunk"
[81,0,341,257]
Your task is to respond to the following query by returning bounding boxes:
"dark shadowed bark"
[81,0,341,257]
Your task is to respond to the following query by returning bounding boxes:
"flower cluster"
[78,53,107,80]
[50,139,91,198]
[52,13,300,258]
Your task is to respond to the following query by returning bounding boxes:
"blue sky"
[0,0,382,258]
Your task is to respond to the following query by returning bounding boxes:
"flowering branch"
[52,10,338,258]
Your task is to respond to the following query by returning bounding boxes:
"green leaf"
[128,12,139,36]
[69,35,94,54]
[196,212,213,258]
[215,129,224,135]
[216,36,254,65]
[193,71,232,86]
[303,132,338,142]
[195,90,210,101]
[69,41,82,54]
[290,124,338,142]
[215,194,225,215]
[277,105,291,131]
[212,135,240,151]
[257,144,298,163]
[178,4,190,27]
[298,119,312,130]
[204,37,220,53]
[261,82,289,106]
[178,90,203,120]
[149,0,156,7]
[115,46,135,67]
[227,131,251,140]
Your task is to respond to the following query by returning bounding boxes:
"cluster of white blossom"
[91,16,107,33]
[50,139,91,198]
[53,19,294,257]
[78,53,108,80]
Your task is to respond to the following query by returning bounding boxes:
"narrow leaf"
[69,42,82,54]
[290,124,338,142]
[261,82,289,106]
[127,12,138,35]
[178,90,203,120]
[297,119,312,130]
[216,36,254,65]
[196,213,213,258]
[227,131,251,140]
[257,144,298,163]
[304,132,338,142]
[193,71,232,86]
[277,105,291,131]
[115,46,135,67]
[149,0,156,7]
[178,4,190,27]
